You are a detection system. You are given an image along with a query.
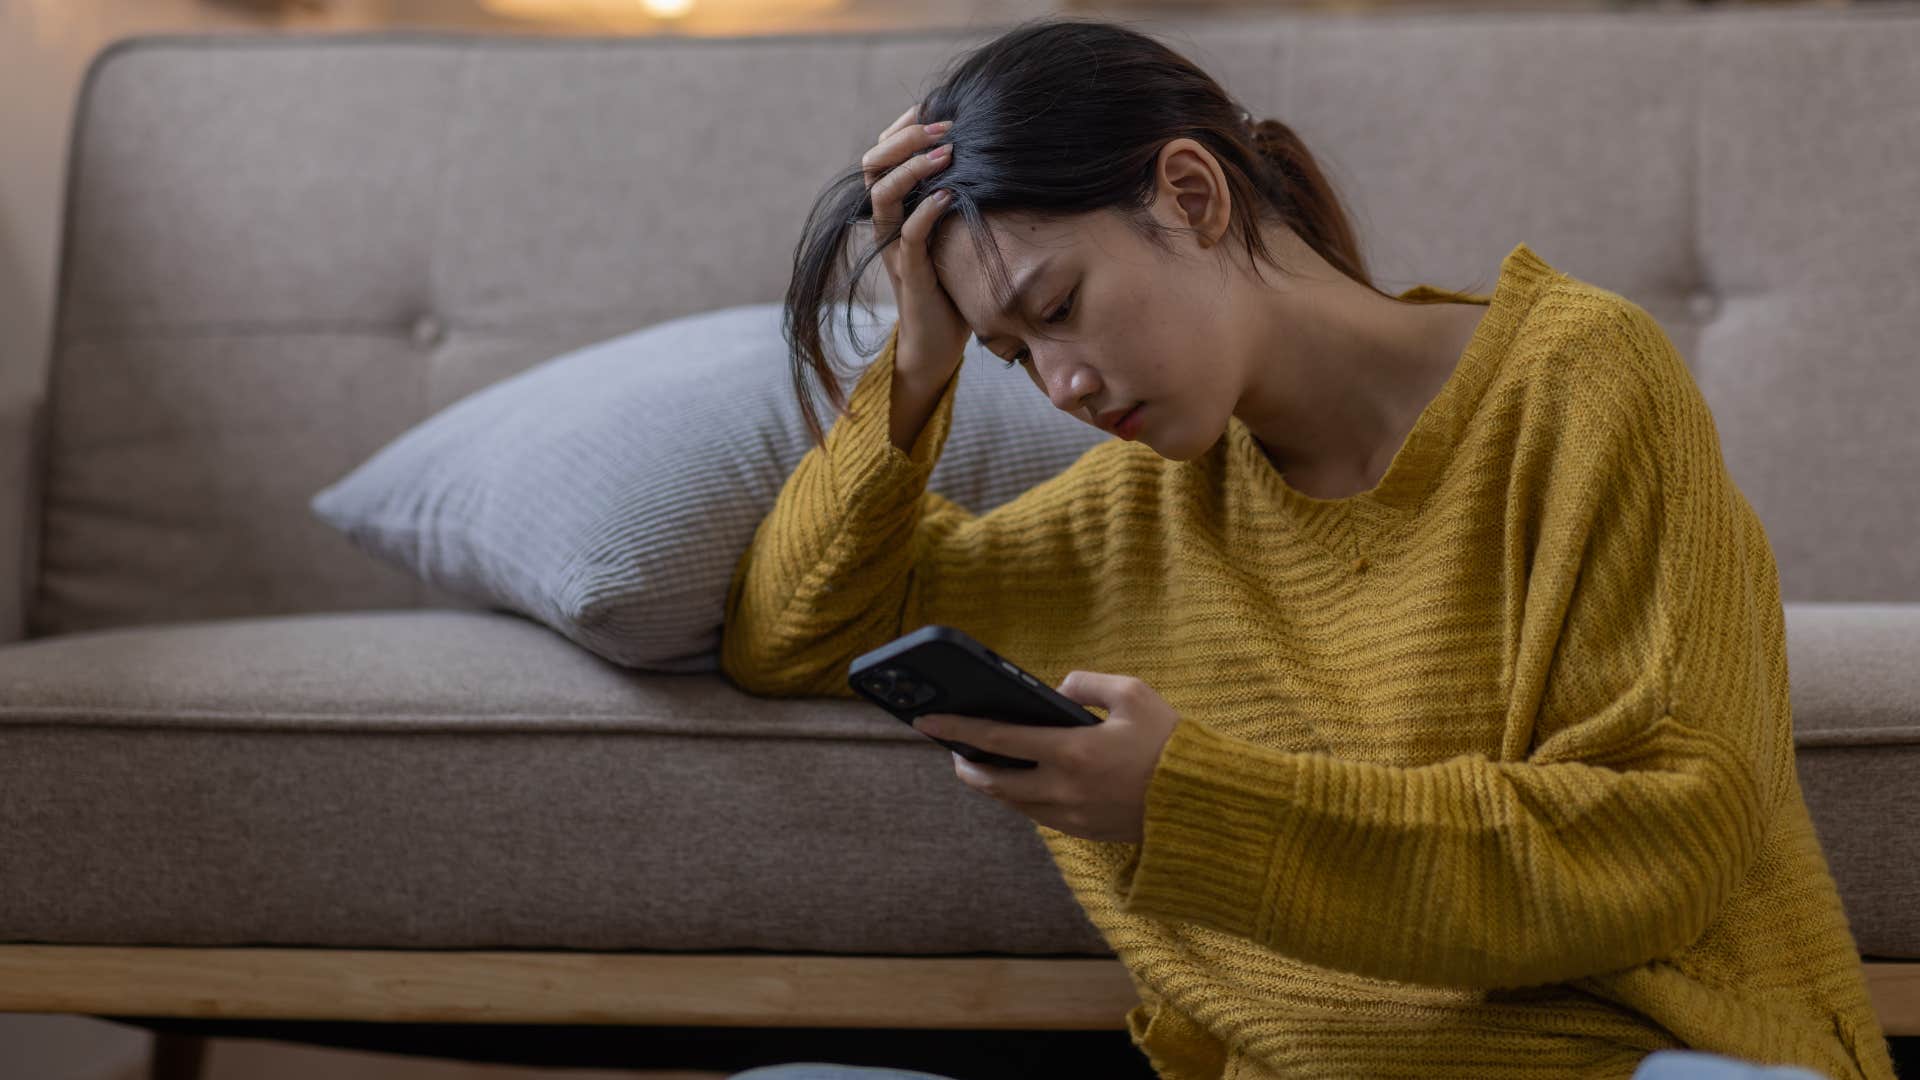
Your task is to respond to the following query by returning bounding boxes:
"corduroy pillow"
[309,303,1109,673]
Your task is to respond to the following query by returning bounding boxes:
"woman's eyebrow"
[972,254,1058,348]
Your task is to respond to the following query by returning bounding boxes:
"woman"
[719,16,1893,1080]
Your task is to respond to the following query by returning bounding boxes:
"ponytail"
[1246,115,1372,292]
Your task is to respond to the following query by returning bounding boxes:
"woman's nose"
[1043,359,1098,415]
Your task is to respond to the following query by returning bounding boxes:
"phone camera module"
[865,665,938,708]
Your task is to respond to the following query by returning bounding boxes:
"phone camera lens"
[865,664,938,709]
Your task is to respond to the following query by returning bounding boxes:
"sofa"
[1,7,1916,1079]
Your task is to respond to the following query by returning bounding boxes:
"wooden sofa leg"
[148,1031,207,1080]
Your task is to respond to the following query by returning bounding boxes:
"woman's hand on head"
[863,103,971,388]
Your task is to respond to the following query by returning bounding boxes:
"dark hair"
[784,15,1471,448]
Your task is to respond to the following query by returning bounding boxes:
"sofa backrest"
[27,9,1920,639]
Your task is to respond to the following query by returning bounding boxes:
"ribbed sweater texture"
[720,243,1895,1080]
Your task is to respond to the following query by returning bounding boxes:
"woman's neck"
[1234,242,1485,484]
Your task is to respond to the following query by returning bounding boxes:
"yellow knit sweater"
[720,242,1894,1080]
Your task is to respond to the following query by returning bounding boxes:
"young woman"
[719,17,1893,1080]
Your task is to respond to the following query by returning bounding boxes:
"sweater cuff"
[1116,717,1300,940]
[827,323,959,508]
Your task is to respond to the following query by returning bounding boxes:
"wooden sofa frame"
[0,948,1913,1078]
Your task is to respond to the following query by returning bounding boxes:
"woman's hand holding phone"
[915,670,1182,845]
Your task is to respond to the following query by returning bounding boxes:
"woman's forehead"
[932,216,1094,327]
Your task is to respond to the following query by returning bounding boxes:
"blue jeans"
[728,1050,1833,1079]
[1630,1050,1832,1079]
[721,1060,956,1068]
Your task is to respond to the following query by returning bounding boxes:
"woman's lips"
[1114,402,1146,440]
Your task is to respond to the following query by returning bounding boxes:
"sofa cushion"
[307,303,1108,673]
[1766,602,1920,962]
[0,605,1913,958]
[0,610,1108,953]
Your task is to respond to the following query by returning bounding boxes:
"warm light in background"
[478,0,847,32]
[486,0,695,16]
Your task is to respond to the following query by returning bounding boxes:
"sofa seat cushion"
[1768,602,1920,960]
[0,610,1106,953]
[0,605,1913,958]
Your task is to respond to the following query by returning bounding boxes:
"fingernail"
[929,144,951,161]
[925,121,951,134]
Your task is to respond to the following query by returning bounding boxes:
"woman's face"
[928,186,1246,463]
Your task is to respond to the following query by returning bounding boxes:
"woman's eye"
[999,290,1075,370]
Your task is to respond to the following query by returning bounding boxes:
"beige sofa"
[1,8,1915,1077]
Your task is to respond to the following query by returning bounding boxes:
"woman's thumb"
[1056,670,1125,708]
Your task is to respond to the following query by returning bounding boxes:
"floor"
[4,1012,1159,1080]
[0,1014,732,1080]
[18,1012,1912,1079]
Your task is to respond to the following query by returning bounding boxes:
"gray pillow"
[309,303,1110,673]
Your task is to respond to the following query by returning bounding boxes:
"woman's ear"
[1153,138,1233,252]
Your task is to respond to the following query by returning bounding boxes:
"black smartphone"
[848,624,1102,769]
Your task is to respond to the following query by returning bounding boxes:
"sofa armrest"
[0,378,45,646]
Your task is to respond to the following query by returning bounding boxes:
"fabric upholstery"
[0,610,1106,952]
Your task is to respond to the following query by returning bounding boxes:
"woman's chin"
[1144,423,1216,463]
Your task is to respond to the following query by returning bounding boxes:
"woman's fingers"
[870,140,950,212]
[862,113,947,192]
[900,169,951,252]
[865,130,952,241]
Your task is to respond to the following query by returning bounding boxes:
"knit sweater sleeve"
[1112,307,1792,990]
[719,322,1111,699]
